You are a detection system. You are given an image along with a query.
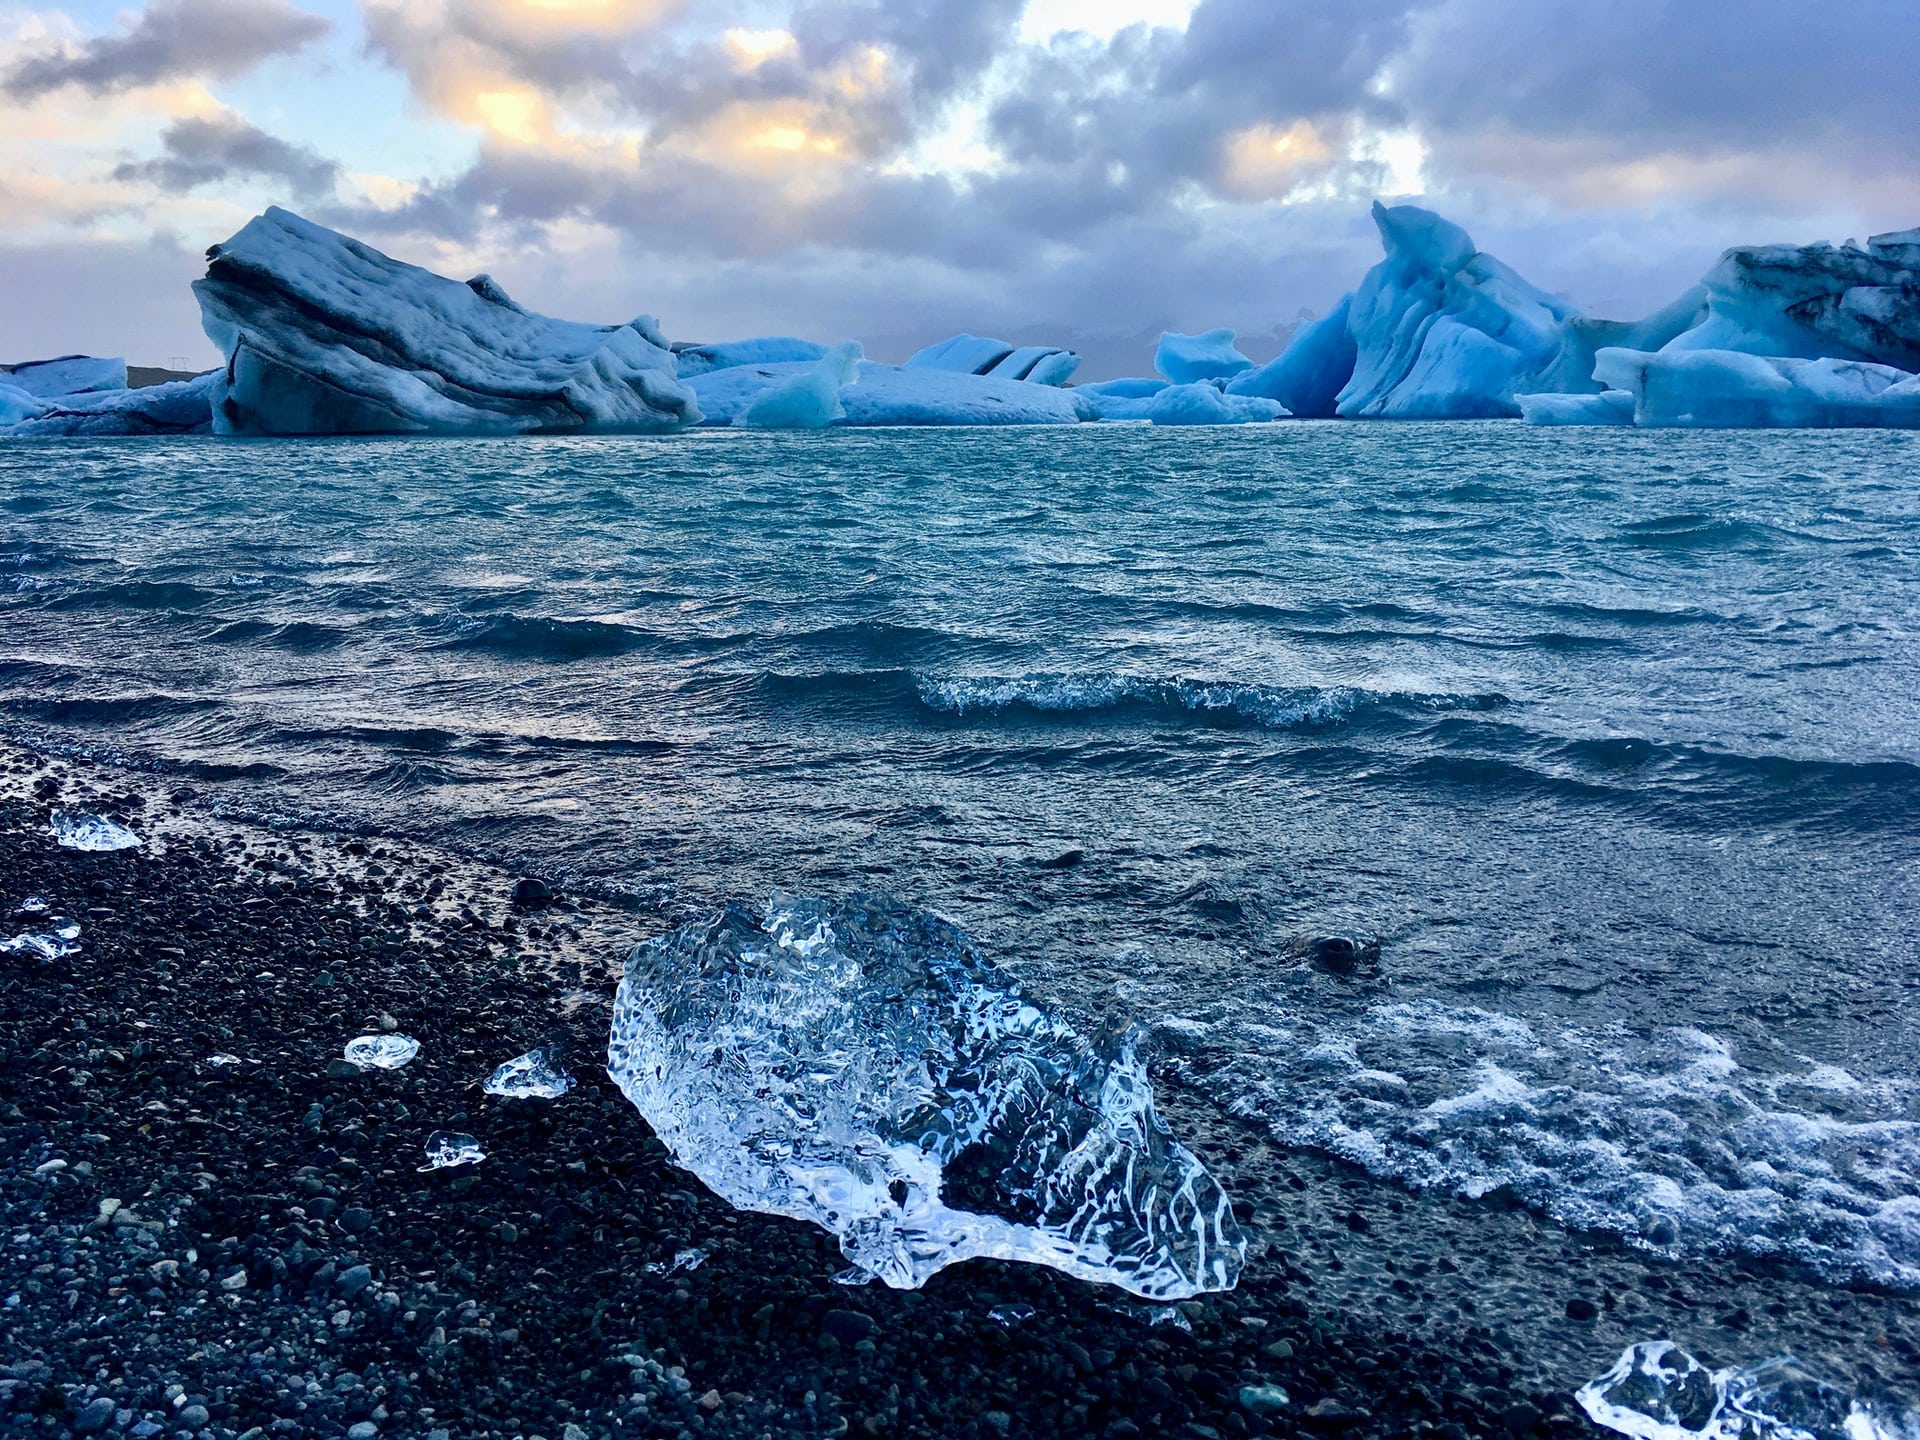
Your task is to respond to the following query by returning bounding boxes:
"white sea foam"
[1166,996,1920,1288]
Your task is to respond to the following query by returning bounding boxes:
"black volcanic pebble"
[1565,1297,1598,1322]
[820,1309,876,1344]
[511,875,556,909]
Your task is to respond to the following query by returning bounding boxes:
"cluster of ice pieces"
[2,906,81,960]
[49,812,141,852]
[605,894,1245,1299]
[6,202,1913,437]
[1576,1341,1916,1440]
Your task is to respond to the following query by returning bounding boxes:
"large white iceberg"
[1588,347,1920,428]
[1155,329,1253,386]
[734,341,864,430]
[905,334,1081,386]
[607,895,1246,1299]
[192,207,699,436]
[1226,298,1358,418]
[7,373,217,437]
[1,355,127,398]
[690,360,1094,427]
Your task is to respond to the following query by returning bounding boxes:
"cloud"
[113,112,340,198]
[4,0,329,99]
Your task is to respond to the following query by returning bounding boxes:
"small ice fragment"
[1576,1341,1722,1440]
[988,1302,1036,1326]
[50,812,141,852]
[671,1247,709,1273]
[1,929,79,960]
[831,1267,877,1288]
[419,1132,485,1171]
[1576,1341,1911,1440]
[54,921,80,941]
[344,1034,419,1070]
[206,1054,245,1068]
[1099,1299,1194,1331]
[17,896,48,914]
[483,1047,574,1099]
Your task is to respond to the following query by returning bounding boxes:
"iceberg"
[688,361,1095,427]
[1337,202,1616,418]
[1590,347,1920,429]
[1155,328,1253,385]
[8,373,216,437]
[1,355,127,398]
[1146,383,1285,426]
[0,385,48,428]
[1658,230,1920,370]
[606,894,1245,1299]
[904,334,1081,386]
[192,207,700,436]
[1226,297,1357,418]
[735,342,864,429]
[1576,1341,1914,1440]
[672,337,829,378]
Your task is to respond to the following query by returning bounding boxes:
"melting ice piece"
[1576,1341,1913,1440]
[988,1302,1037,1326]
[420,1132,486,1171]
[1,929,80,960]
[50,812,140,852]
[344,1034,420,1070]
[606,895,1246,1299]
[205,1054,246,1068]
[483,1047,574,1099]
[16,897,49,915]
[672,1246,709,1273]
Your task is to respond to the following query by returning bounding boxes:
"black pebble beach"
[4,744,1916,1440]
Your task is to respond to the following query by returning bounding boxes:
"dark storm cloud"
[4,0,330,99]
[113,113,339,199]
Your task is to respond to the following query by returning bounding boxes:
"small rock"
[1501,1402,1543,1434]
[1263,1338,1295,1361]
[699,1390,722,1413]
[563,1426,590,1440]
[218,1268,248,1291]
[337,1263,374,1296]
[820,1309,875,1344]
[348,1424,379,1440]
[178,1404,211,1428]
[339,1206,374,1234]
[71,1397,115,1435]
[511,877,554,910]
[1565,1296,1598,1322]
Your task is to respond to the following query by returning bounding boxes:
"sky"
[2,0,1916,374]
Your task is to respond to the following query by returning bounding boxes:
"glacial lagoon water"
[3,422,1919,1299]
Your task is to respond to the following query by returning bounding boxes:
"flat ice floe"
[607,894,1245,1299]
[688,359,1095,427]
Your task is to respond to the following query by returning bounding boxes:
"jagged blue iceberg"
[606,894,1245,1299]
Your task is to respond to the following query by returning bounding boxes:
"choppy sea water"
[4,424,1918,1294]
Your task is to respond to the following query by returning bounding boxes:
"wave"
[1165,1000,1920,1291]
[441,612,653,661]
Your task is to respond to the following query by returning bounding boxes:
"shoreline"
[3,738,1916,1439]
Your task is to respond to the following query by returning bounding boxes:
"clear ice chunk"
[17,896,49,914]
[49,812,140,852]
[606,894,1246,1300]
[483,1047,574,1099]
[420,1132,485,1171]
[988,1302,1037,1326]
[1576,1341,1914,1440]
[344,1034,419,1070]
[1,929,79,960]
